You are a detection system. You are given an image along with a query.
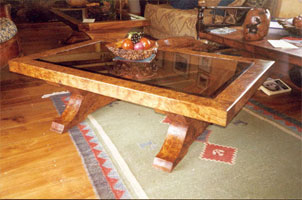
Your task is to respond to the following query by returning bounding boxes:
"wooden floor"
[0,22,96,199]
[0,22,301,199]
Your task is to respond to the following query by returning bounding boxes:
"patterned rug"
[50,93,301,199]
[51,94,132,199]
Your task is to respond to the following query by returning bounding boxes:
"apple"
[134,42,144,50]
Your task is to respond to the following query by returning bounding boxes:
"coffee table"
[50,7,150,42]
[199,27,302,66]
[9,39,274,172]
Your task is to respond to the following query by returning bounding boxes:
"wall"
[276,0,302,18]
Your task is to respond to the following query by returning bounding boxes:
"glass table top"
[37,41,252,98]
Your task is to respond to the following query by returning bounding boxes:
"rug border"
[87,115,149,199]
[50,93,131,199]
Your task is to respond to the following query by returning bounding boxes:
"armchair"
[142,0,251,39]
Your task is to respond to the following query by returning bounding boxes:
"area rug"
[51,94,132,199]
[51,93,302,199]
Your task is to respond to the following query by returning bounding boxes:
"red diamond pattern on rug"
[54,94,131,199]
[200,143,237,165]
[77,122,126,199]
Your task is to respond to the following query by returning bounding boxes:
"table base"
[153,114,209,172]
[51,89,209,172]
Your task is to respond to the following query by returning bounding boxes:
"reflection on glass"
[37,42,252,98]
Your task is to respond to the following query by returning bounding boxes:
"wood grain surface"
[199,27,302,66]
[51,88,116,133]
[0,35,20,69]
[9,39,274,126]
[1,22,96,199]
[153,113,209,172]
[0,74,96,199]
[8,38,274,172]
[0,4,21,68]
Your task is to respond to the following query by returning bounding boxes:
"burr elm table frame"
[9,39,274,172]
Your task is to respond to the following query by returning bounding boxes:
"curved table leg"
[153,113,209,172]
[51,90,116,133]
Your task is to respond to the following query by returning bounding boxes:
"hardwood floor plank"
[0,23,96,199]
[0,120,96,199]
[0,101,58,131]
[1,83,63,100]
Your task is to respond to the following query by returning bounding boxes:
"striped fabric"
[143,4,198,39]
[143,0,247,39]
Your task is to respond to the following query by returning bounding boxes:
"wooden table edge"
[199,30,302,66]
[8,58,227,125]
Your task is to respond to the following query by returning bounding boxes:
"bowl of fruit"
[106,32,158,61]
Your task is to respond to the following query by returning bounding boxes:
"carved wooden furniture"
[198,26,302,86]
[9,38,274,172]
[199,26,302,66]
[242,8,271,41]
[0,34,20,69]
[50,7,150,43]
[0,4,21,69]
[142,0,251,39]
[197,1,251,37]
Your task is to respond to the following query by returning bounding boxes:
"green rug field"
[86,101,301,199]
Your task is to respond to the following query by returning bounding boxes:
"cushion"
[169,0,198,9]
[143,4,198,39]
[0,17,17,43]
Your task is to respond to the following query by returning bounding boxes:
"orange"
[122,39,134,50]
[140,38,152,50]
